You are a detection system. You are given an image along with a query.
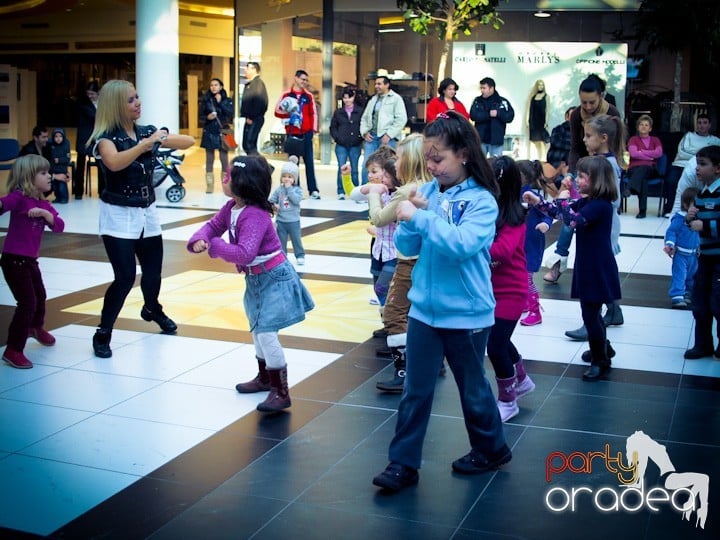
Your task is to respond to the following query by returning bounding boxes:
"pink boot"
[520,292,543,326]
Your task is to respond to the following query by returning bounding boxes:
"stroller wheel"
[166,185,185,203]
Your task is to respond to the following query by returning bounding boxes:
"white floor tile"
[0,399,92,452]
[0,362,62,393]
[22,413,214,476]
[0,454,138,536]
[1,369,162,412]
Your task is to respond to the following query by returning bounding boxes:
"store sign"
[452,42,628,139]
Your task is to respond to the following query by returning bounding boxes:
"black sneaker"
[452,445,512,475]
[376,347,393,359]
[372,462,418,491]
[376,370,405,393]
[141,305,178,334]
[684,346,714,359]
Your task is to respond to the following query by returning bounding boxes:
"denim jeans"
[362,134,396,184]
[669,251,697,299]
[300,132,319,194]
[276,220,305,259]
[388,318,505,470]
[335,144,362,193]
[482,143,504,158]
[555,223,574,257]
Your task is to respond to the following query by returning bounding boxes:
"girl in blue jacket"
[372,111,511,493]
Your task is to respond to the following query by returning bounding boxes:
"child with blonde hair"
[1,155,65,369]
[365,134,433,392]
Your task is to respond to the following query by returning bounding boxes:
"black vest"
[98,124,156,208]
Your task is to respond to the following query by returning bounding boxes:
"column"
[136,0,180,132]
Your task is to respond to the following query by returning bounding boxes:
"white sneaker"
[338,194,346,200]
[369,298,380,305]
[497,399,519,422]
[310,191,320,199]
[296,257,305,266]
[514,375,536,398]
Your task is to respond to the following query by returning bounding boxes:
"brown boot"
[256,366,291,412]
[235,357,271,393]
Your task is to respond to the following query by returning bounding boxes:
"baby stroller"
[153,148,186,202]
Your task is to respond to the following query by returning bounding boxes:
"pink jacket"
[0,190,64,258]
[187,201,281,272]
[490,222,527,321]
[628,135,663,169]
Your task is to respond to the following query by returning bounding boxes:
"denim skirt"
[243,260,314,333]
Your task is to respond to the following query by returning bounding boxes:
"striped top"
[695,178,720,256]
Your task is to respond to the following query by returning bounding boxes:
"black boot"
[565,325,588,341]
[376,347,406,393]
[581,340,616,363]
[602,302,624,327]
[93,328,112,358]
[141,305,178,334]
[583,339,611,381]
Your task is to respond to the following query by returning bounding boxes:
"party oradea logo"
[544,430,709,529]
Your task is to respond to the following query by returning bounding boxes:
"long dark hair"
[229,155,274,214]
[423,110,499,197]
[490,156,525,229]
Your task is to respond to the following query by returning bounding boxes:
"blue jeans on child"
[669,249,697,300]
[387,318,505,470]
[276,220,305,260]
[555,223,574,257]
[335,144,362,194]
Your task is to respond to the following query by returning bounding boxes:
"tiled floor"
[0,147,718,539]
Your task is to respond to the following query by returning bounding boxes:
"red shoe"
[28,327,56,346]
[3,348,33,369]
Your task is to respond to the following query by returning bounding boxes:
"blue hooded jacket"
[394,176,498,329]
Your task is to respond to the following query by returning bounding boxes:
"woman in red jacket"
[425,78,469,123]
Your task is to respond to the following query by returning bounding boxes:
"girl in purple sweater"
[188,155,314,412]
[1,155,65,369]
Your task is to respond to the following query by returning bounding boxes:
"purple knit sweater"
[187,200,281,271]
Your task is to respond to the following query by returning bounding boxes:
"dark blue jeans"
[299,132,318,194]
[691,255,720,349]
[100,234,164,329]
[335,144,362,193]
[1,254,46,351]
[388,318,505,470]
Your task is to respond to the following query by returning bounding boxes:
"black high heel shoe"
[141,305,178,334]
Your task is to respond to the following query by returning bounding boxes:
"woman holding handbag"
[200,78,234,193]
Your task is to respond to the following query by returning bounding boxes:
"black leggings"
[100,234,164,329]
[580,300,605,343]
[486,317,521,379]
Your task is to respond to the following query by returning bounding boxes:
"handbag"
[283,134,304,157]
[221,127,238,151]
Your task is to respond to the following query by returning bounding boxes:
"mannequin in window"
[527,80,549,161]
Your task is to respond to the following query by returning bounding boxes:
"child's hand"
[366,225,377,236]
[396,200,418,222]
[341,163,351,175]
[191,239,208,253]
[687,205,698,220]
[27,208,50,221]
[281,178,294,188]
[523,191,541,205]
[560,176,573,190]
[406,187,428,209]
[689,219,703,232]
[536,222,550,234]
[556,190,571,200]
[663,244,676,258]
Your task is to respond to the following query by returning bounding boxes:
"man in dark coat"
[469,77,515,158]
[240,62,268,155]
[19,125,51,160]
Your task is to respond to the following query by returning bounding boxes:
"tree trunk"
[670,50,683,132]
[438,41,449,81]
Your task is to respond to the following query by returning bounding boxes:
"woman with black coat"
[200,78,234,193]
[330,88,364,198]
